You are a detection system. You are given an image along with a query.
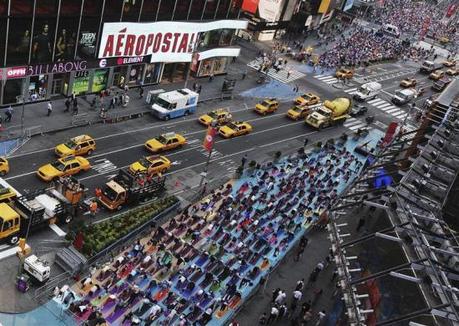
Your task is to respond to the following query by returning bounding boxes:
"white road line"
[0,246,18,260]
[49,224,67,237]
[79,121,315,181]
[386,108,402,114]
[368,98,383,105]
[377,103,393,109]
[348,123,367,131]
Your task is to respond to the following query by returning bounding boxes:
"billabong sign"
[98,20,248,63]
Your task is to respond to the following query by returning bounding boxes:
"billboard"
[98,20,248,62]
[242,0,260,14]
[258,0,285,22]
[343,0,354,11]
[318,0,331,13]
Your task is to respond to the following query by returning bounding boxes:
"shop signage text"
[98,20,248,63]
[6,61,88,79]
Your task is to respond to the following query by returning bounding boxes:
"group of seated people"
[54,136,369,325]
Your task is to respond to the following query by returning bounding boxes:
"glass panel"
[188,0,205,20]
[55,18,78,61]
[60,0,82,15]
[77,17,98,59]
[83,1,103,16]
[216,0,230,19]
[227,0,241,18]
[0,18,6,64]
[122,0,142,22]
[157,0,174,21]
[203,0,217,19]
[0,0,7,16]
[104,0,124,18]
[174,0,191,20]
[140,0,159,21]
[36,0,59,16]
[10,0,34,16]
[31,20,55,63]
[7,18,32,65]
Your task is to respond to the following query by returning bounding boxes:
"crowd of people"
[368,0,458,47]
[52,134,371,325]
[317,27,410,69]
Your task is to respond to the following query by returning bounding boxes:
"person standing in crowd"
[47,100,53,116]
[5,106,13,122]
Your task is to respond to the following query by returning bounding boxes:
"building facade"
[0,0,245,105]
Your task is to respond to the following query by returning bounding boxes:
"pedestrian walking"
[315,310,326,326]
[64,98,70,112]
[109,97,116,110]
[5,106,13,122]
[89,200,98,217]
[267,305,279,324]
[258,312,267,325]
[47,101,53,116]
[356,216,365,232]
[272,288,281,303]
[241,154,248,168]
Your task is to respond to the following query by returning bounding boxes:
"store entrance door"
[51,78,63,95]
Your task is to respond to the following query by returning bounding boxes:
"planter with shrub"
[69,196,179,258]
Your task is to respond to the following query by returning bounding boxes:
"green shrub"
[71,196,178,257]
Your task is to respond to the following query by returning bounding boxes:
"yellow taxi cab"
[400,78,417,88]
[336,68,353,79]
[0,157,9,176]
[429,70,445,81]
[219,121,252,138]
[129,155,171,175]
[286,105,311,120]
[198,108,232,126]
[443,59,456,67]
[254,98,279,115]
[446,67,458,76]
[439,36,449,44]
[294,93,320,106]
[144,132,186,153]
[55,135,96,157]
[36,156,91,182]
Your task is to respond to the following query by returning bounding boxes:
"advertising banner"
[241,0,260,14]
[203,127,218,152]
[258,0,284,22]
[318,0,331,13]
[98,20,248,62]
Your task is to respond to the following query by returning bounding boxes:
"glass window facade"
[174,0,191,20]
[0,0,237,66]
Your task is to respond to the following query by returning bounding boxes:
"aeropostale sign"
[98,20,248,63]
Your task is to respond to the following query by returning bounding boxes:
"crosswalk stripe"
[348,123,367,131]
[377,103,393,109]
[385,108,402,114]
[368,98,383,104]
[344,88,358,93]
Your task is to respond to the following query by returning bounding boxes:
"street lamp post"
[184,34,201,90]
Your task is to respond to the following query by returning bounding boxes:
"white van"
[391,89,417,105]
[353,82,382,101]
[382,24,400,37]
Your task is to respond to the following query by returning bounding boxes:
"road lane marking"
[8,105,258,159]
[78,122,314,181]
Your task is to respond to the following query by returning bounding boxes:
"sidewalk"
[0,48,260,142]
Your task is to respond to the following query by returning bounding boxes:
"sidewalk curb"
[28,95,240,138]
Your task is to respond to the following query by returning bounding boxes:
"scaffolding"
[327,86,459,325]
